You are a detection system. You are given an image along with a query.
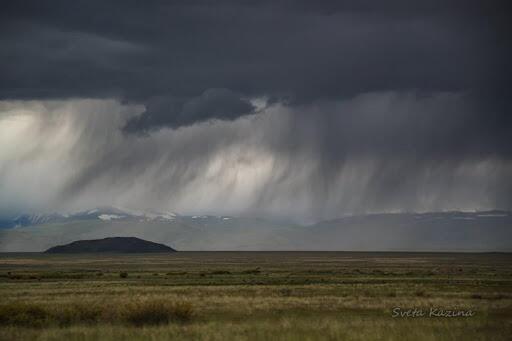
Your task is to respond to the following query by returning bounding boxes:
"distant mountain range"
[0,207,511,252]
[0,206,179,229]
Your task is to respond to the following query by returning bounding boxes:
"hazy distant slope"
[0,208,511,251]
[304,211,512,251]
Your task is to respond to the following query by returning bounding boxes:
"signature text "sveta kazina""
[391,307,475,318]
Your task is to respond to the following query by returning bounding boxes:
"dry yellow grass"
[0,252,511,340]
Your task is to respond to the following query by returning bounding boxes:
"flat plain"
[0,252,511,340]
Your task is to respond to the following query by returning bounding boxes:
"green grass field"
[0,252,511,340]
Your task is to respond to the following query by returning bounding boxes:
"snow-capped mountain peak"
[4,207,180,228]
[12,212,68,227]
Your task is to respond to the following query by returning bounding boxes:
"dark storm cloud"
[1,0,512,220]
[123,89,256,133]
[1,1,510,132]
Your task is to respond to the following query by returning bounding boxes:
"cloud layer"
[0,1,511,220]
[1,1,510,130]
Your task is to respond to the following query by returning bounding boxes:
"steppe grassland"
[0,252,511,340]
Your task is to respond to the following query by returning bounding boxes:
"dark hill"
[44,237,176,253]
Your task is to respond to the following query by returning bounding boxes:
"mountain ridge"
[1,208,511,252]
[2,206,511,229]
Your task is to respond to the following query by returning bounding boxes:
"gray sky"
[0,1,511,221]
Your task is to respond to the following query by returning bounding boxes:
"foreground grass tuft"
[122,301,194,326]
[0,300,193,327]
[0,303,47,327]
